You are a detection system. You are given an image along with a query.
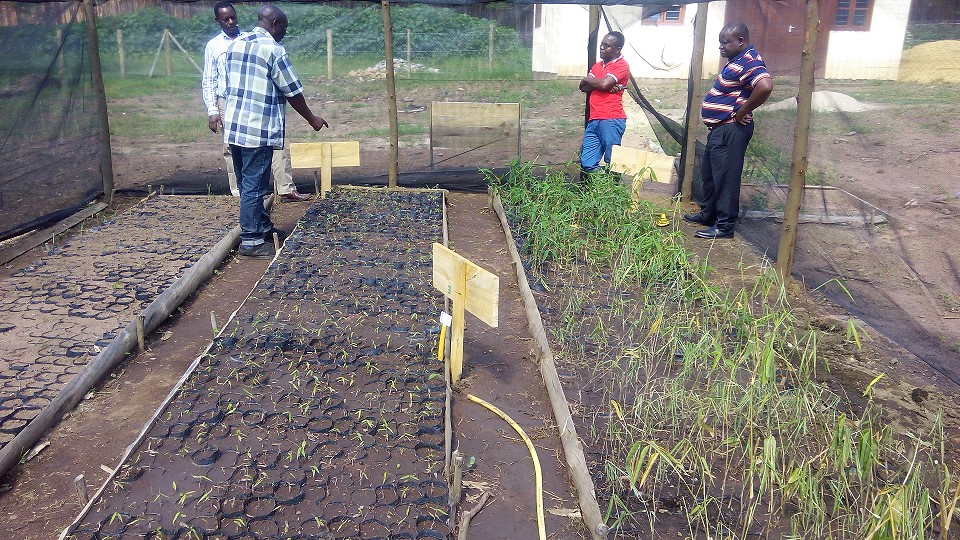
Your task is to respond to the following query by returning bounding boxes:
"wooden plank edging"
[57,219,283,538]
[488,189,609,540]
[0,211,243,484]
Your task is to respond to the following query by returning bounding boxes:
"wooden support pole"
[381,0,399,188]
[488,24,494,71]
[406,29,412,79]
[55,28,65,78]
[116,29,125,79]
[326,29,333,80]
[680,3,709,203]
[166,31,202,75]
[450,261,467,384]
[776,0,820,283]
[164,29,172,76]
[210,311,218,334]
[82,0,114,197]
[584,6,599,129]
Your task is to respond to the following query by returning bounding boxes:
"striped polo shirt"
[701,46,770,127]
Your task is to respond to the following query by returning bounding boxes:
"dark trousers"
[231,145,275,247]
[699,122,754,231]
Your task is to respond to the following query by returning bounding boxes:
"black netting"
[0,0,102,241]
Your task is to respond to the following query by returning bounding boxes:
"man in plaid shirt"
[223,4,327,259]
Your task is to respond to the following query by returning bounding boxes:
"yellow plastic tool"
[656,213,670,227]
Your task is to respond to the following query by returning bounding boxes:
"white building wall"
[532,3,728,80]
[823,0,910,80]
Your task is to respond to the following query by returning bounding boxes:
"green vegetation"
[89,4,530,81]
[490,161,960,539]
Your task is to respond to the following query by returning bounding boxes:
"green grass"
[490,160,960,539]
[355,122,427,140]
[109,111,206,143]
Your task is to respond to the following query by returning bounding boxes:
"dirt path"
[446,191,586,539]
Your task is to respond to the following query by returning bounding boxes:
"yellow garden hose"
[466,393,546,540]
[438,324,448,362]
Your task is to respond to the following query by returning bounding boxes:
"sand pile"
[766,91,872,113]
[899,40,960,83]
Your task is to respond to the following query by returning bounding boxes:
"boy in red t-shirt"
[579,31,631,174]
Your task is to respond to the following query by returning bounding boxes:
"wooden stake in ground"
[432,243,498,384]
[381,0,399,187]
[680,2,709,202]
[776,0,820,282]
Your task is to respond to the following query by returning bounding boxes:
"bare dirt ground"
[1,76,958,538]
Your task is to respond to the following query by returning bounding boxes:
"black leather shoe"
[280,189,312,202]
[682,212,714,226]
[694,226,734,239]
[238,243,276,259]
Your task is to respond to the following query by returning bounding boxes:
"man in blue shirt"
[684,21,773,239]
[223,5,328,259]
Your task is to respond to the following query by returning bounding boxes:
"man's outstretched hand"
[309,115,329,131]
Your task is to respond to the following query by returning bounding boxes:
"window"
[834,0,873,30]
[641,5,685,25]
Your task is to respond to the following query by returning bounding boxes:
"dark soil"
[65,189,450,539]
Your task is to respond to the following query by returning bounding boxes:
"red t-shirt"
[587,56,630,120]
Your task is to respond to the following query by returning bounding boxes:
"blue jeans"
[699,122,754,231]
[580,118,626,172]
[230,145,275,247]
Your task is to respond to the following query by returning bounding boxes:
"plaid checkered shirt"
[223,27,304,148]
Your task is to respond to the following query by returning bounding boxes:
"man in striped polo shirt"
[684,22,772,239]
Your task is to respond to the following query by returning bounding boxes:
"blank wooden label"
[432,243,499,328]
[610,144,675,184]
[430,102,520,152]
[290,141,361,169]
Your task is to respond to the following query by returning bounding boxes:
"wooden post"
[776,0,820,283]
[487,24,494,71]
[381,0,399,188]
[82,0,114,197]
[55,28,65,78]
[450,261,467,384]
[116,29,125,79]
[320,143,332,198]
[584,6,599,128]
[326,29,333,80]
[210,311,218,334]
[680,3,709,203]
[406,29,412,79]
[74,474,89,505]
[164,29,172,76]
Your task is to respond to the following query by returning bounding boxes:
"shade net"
[0,0,102,241]
[2,0,959,430]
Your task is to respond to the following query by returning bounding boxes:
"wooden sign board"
[432,243,499,328]
[289,141,361,198]
[429,102,521,168]
[290,141,361,169]
[610,144,676,184]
